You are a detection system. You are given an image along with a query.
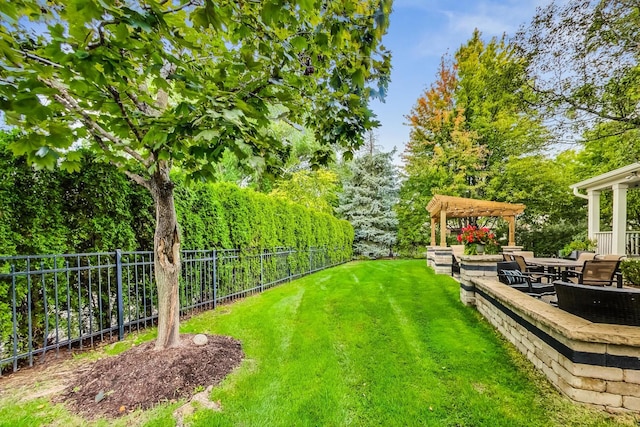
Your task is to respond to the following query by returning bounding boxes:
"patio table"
[524,257,583,280]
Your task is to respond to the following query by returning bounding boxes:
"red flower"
[457,225,496,245]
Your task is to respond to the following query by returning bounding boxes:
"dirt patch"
[56,334,243,419]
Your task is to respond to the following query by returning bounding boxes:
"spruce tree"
[338,136,398,258]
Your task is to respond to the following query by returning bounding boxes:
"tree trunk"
[150,162,181,350]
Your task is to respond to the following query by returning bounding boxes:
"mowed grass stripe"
[183,260,633,427]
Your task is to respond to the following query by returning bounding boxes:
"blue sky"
[371,0,550,163]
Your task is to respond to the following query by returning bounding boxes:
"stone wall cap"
[460,255,502,262]
[472,277,640,347]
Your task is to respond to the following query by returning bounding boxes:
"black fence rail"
[0,247,347,375]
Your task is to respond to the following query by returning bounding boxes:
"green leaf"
[13,96,40,113]
[65,150,84,162]
[59,159,83,173]
[74,50,90,60]
[142,128,168,148]
[33,146,59,170]
[351,69,365,88]
[194,130,219,142]
[192,0,223,31]
[343,150,354,161]
[157,150,171,161]
[223,109,244,125]
[290,36,308,51]
[261,1,280,25]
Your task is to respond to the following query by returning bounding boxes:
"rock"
[193,334,208,346]
[173,385,221,427]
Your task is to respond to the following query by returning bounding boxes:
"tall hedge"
[174,178,352,259]
[0,135,352,256]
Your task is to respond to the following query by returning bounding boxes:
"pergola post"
[430,217,436,246]
[587,190,600,240]
[506,216,516,246]
[612,183,628,255]
[439,209,447,247]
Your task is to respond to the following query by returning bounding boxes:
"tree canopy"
[338,144,398,258]
[515,0,640,141]
[397,32,551,254]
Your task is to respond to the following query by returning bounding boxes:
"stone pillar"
[458,255,502,306]
[426,246,435,268]
[612,183,628,255]
[426,246,453,275]
[587,190,600,240]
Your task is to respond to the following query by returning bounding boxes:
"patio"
[456,254,640,413]
[425,181,640,413]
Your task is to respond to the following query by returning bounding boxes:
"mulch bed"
[57,334,244,419]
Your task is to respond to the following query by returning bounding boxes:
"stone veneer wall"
[426,247,453,275]
[468,275,640,412]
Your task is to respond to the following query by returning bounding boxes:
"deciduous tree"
[515,0,640,138]
[0,0,391,349]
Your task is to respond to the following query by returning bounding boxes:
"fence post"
[212,249,217,308]
[260,251,264,292]
[11,264,17,374]
[309,248,312,274]
[115,249,124,341]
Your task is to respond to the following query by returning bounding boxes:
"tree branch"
[163,0,198,14]
[17,50,64,69]
[107,85,144,142]
[124,170,152,191]
[126,91,162,116]
[41,77,151,166]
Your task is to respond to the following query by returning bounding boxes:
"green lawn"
[1,260,637,426]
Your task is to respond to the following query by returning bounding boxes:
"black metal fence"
[0,247,346,374]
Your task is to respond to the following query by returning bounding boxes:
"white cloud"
[408,0,549,58]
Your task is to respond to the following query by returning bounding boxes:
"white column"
[611,183,628,255]
[587,190,600,240]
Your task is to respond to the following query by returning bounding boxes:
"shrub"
[620,259,640,285]
[559,238,597,258]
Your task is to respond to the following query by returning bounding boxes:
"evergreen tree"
[338,138,398,258]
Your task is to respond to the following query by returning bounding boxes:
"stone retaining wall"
[469,276,640,412]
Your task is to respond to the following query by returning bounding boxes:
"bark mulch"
[56,334,244,419]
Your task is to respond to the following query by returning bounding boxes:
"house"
[570,163,640,256]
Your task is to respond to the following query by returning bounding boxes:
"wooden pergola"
[426,195,526,247]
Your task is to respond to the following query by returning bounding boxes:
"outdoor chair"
[497,261,556,298]
[451,254,460,275]
[511,254,555,283]
[595,254,626,261]
[451,245,465,275]
[502,253,513,261]
[572,252,597,274]
[512,250,535,259]
[563,250,595,261]
[553,280,640,326]
[563,259,622,287]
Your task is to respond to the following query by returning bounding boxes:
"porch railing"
[593,232,640,256]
